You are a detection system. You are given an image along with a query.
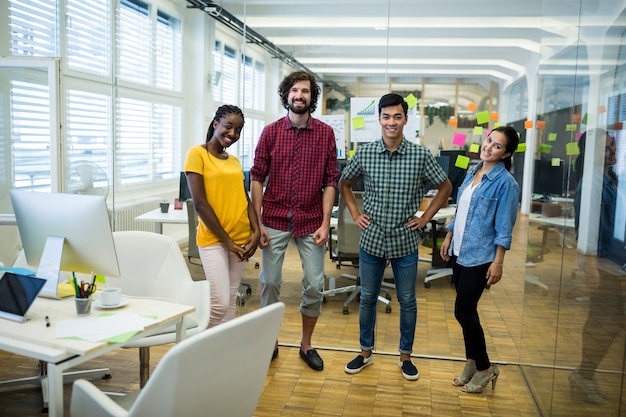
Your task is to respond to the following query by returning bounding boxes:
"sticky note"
[352,116,365,129]
[490,112,499,121]
[467,102,477,112]
[404,93,418,110]
[551,158,561,167]
[598,105,606,114]
[349,149,356,158]
[566,124,577,132]
[614,122,623,130]
[581,113,595,125]
[571,114,582,123]
[476,111,489,125]
[548,133,557,141]
[566,142,580,156]
[470,143,480,153]
[516,143,527,152]
[474,126,483,135]
[448,118,458,127]
[539,143,553,153]
[536,120,546,129]
[575,132,583,141]
[494,122,503,128]
[524,120,533,129]
[455,155,470,169]
[453,132,467,146]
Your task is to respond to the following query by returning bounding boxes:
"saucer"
[93,296,129,309]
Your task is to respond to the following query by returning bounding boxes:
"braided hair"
[205,104,245,144]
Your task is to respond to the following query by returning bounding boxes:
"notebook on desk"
[0,272,46,322]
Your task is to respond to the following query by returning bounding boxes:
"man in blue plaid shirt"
[341,93,452,380]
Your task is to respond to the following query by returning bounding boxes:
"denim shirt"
[446,161,519,267]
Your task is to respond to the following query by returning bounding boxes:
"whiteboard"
[318,114,346,159]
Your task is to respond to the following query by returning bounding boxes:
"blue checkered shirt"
[341,138,448,258]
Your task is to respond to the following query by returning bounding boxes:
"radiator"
[110,197,162,232]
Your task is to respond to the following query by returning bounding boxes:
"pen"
[45,315,50,327]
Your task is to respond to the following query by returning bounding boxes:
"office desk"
[135,205,188,233]
[0,296,194,417]
[528,213,576,261]
[416,206,457,288]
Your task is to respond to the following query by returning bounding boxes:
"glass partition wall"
[520,1,626,416]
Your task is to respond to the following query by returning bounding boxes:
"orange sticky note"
[524,120,533,129]
[614,122,623,130]
[489,112,499,121]
[571,114,582,123]
[536,120,546,129]
[448,118,458,127]
[598,105,606,114]
[467,102,477,112]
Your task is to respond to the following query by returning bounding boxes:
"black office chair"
[323,191,391,314]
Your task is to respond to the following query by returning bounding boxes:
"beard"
[288,99,310,114]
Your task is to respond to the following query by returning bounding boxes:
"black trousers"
[451,256,491,371]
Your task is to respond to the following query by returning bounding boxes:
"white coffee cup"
[100,287,122,306]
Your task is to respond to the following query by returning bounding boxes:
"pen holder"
[75,297,93,316]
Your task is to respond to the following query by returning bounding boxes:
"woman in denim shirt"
[440,126,520,394]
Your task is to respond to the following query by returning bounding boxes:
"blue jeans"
[359,248,418,354]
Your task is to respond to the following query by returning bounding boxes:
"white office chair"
[108,231,211,387]
[70,302,285,417]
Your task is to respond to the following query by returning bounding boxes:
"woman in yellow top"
[184,105,260,327]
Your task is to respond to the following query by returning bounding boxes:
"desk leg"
[47,363,64,417]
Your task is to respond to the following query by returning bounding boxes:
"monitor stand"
[36,235,63,299]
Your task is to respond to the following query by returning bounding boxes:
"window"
[7,0,183,194]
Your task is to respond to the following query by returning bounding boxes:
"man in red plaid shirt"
[250,71,339,371]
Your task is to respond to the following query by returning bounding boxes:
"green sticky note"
[551,158,561,167]
[105,330,140,344]
[352,116,365,129]
[581,113,595,125]
[566,142,580,156]
[473,126,483,135]
[539,143,553,153]
[349,149,356,159]
[455,155,470,169]
[476,111,489,125]
[516,143,527,152]
[404,93,418,110]
[494,122,503,128]
[470,143,480,153]
[548,133,557,141]
[566,124,577,132]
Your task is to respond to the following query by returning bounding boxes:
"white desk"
[135,205,188,233]
[0,296,194,417]
[528,213,576,260]
[416,206,457,288]
[0,214,16,226]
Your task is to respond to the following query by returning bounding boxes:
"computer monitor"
[438,150,468,204]
[179,171,192,202]
[9,190,120,299]
[532,159,565,198]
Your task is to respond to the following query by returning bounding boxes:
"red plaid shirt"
[251,115,339,236]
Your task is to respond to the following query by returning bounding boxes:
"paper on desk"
[56,313,157,342]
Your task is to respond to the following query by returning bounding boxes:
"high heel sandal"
[461,364,499,393]
[452,362,476,386]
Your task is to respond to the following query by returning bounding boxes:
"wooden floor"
[0,217,558,416]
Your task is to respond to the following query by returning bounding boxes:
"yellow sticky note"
[349,149,356,159]
[455,155,470,169]
[352,116,365,129]
[551,158,561,167]
[566,124,577,132]
[516,143,527,152]
[476,111,489,125]
[494,122,503,128]
[548,133,557,141]
[539,144,553,153]
[404,93,418,110]
[470,143,480,153]
[566,142,580,156]
[473,126,483,135]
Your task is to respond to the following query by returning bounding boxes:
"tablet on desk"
[0,272,46,322]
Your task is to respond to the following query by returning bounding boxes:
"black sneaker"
[398,359,419,381]
[345,354,373,374]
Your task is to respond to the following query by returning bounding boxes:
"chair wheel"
[336,264,341,269]
[255,262,259,269]
[343,307,349,314]
[385,305,392,313]
[246,288,252,296]
[424,282,431,288]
